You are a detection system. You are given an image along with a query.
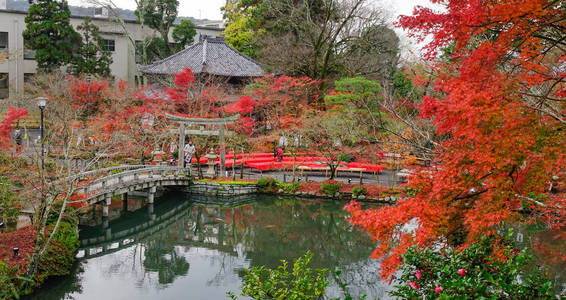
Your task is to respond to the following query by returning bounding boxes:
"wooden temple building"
[139,35,263,85]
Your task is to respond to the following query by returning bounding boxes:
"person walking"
[14,126,22,152]
[169,141,177,166]
[276,147,284,162]
[183,138,196,168]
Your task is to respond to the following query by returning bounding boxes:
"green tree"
[222,0,397,83]
[222,11,262,58]
[172,19,197,50]
[135,0,179,61]
[23,0,80,72]
[0,177,20,225]
[71,18,113,77]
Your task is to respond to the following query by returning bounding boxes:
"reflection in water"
[27,193,389,300]
[26,192,565,300]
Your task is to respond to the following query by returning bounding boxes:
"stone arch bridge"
[70,165,191,218]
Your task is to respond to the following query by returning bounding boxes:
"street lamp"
[37,97,46,151]
[36,96,47,178]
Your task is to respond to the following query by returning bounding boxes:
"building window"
[0,73,9,99]
[103,39,115,52]
[24,73,36,83]
[24,49,35,60]
[0,32,8,57]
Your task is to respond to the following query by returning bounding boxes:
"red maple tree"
[346,0,566,279]
[0,107,28,150]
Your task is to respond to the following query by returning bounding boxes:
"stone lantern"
[204,148,218,178]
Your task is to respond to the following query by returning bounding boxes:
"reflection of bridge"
[78,200,192,259]
[77,195,252,259]
[72,165,191,217]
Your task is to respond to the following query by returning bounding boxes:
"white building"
[0,6,224,98]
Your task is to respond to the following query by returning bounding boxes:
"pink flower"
[415,270,422,280]
[434,284,443,293]
[409,281,420,290]
[458,268,466,276]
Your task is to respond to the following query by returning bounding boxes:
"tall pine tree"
[23,0,80,73]
[72,18,113,77]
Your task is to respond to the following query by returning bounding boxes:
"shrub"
[390,234,554,299]
[228,252,329,300]
[0,259,32,300]
[257,178,278,189]
[321,180,342,196]
[44,161,56,173]
[277,182,300,193]
[0,177,21,224]
[30,205,80,291]
[352,186,367,197]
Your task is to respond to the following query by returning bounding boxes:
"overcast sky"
[67,0,433,22]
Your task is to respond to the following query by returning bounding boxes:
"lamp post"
[36,97,47,207]
[37,97,46,161]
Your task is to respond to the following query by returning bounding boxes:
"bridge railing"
[75,165,190,200]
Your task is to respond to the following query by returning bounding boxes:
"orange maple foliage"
[346,0,566,279]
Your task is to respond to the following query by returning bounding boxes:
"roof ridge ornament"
[202,38,208,66]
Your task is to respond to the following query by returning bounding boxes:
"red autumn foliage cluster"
[69,77,108,110]
[248,75,320,130]
[346,0,566,279]
[0,107,28,150]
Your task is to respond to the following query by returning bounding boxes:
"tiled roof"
[139,36,263,77]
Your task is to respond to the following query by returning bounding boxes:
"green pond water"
[24,191,566,299]
[26,192,390,300]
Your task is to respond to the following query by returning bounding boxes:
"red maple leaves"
[348,0,566,279]
[0,107,28,150]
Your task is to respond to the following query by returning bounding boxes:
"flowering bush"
[390,234,554,299]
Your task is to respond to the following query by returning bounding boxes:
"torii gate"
[166,113,240,174]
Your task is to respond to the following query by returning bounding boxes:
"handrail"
[74,165,190,199]
[72,165,153,181]
[89,165,181,185]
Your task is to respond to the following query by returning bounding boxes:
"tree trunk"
[232,148,236,181]
[239,149,245,179]
[292,152,296,182]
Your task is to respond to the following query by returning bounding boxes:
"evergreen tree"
[72,18,113,77]
[135,0,179,61]
[172,19,196,50]
[23,0,80,73]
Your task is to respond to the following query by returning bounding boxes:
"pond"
[25,192,391,300]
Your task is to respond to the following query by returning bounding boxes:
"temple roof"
[139,36,263,77]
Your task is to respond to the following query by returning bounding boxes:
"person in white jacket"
[183,138,196,168]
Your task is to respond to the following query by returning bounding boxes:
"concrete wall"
[0,9,224,98]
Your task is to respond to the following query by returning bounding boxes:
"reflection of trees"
[241,197,375,269]
[186,197,375,269]
[183,197,384,298]
[69,195,383,296]
[503,223,566,295]
[142,220,190,285]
